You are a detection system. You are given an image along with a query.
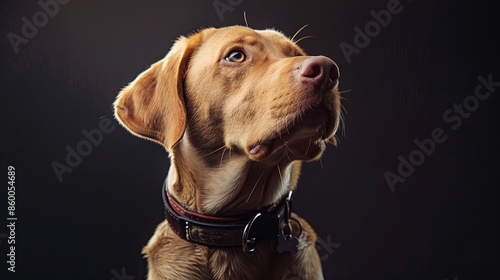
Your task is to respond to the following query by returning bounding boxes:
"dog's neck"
[166,134,298,216]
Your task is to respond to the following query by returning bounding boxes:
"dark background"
[1,0,499,279]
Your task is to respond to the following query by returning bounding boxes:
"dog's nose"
[299,56,339,89]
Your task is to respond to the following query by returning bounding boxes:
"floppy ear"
[114,34,200,151]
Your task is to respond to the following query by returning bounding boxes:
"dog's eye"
[225,50,246,63]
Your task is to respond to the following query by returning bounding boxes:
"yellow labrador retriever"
[114,25,341,280]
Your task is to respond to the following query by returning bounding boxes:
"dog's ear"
[114,34,201,151]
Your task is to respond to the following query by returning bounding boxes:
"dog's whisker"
[284,148,292,161]
[334,135,341,144]
[319,158,324,169]
[290,24,308,43]
[341,114,346,137]
[285,115,292,135]
[339,104,347,137]
[340,104,348,115]
[276,164,283,184]
[200,145,226,158]
[258,174,267,201]
[243,11,249,27]
[293,36,315,45]
[339,89,352,95]
[220,147,227,168]
[283,140,297,157]
[340,103,348,115]
[246,170,266,203]
[305,138,312,156]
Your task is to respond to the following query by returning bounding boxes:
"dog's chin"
[247,106,337,164]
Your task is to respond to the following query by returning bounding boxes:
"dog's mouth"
[247,105,336,162]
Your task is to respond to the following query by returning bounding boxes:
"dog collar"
[162,181,298,252]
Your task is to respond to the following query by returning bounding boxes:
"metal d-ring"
[289,217,303,238]
[281,222,293,237]
[242,212,262,253]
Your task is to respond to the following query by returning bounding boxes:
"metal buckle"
[242,212,262,253]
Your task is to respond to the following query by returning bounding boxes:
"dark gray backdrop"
[1,0,499,279]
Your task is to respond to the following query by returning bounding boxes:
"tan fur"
[114,25,340,280]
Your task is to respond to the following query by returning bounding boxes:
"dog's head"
[114,26,341,166]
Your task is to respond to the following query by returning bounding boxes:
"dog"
[114,25,341,280]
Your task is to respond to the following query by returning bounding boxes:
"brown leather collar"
[162,181,293,252]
